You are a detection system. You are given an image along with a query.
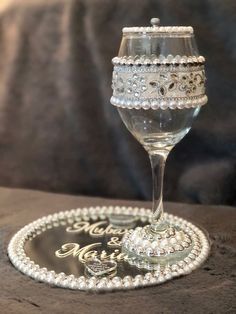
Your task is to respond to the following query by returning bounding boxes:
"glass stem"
[149,152,168,232]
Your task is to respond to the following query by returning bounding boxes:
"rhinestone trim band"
[8,206,210,292]
[111,62,207,110]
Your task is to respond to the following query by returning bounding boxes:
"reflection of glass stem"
[149,152,168,232]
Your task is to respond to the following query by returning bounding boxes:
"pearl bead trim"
[122,26,193,34]
[8,206,210,292]
[111,95,207,110]
[112,55,205,66]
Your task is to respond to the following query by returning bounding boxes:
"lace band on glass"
[111,55,207,110]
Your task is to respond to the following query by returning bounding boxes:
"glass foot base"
[122,214,210,271]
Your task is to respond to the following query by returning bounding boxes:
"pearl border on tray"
[8,206,210,292]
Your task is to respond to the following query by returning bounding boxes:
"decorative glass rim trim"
[8,206,210,292]
[111,62,207,110]
[111,95,208,110]
[112,55,205,66]
[122,26,194,34]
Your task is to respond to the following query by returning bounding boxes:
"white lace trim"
[111,63,207,110]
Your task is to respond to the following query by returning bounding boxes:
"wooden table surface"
[1,187,235,314]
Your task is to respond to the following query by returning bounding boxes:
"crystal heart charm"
[85,259,117,277]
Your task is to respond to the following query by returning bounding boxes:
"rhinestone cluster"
[8,206,210,292]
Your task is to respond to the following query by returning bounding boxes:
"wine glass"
[110,18,208,268]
